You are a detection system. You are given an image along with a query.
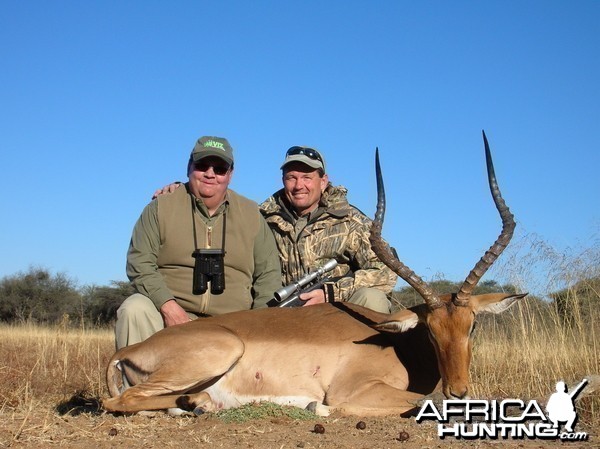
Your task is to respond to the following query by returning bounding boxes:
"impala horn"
[454,130,516,305]
[369,147,444,310]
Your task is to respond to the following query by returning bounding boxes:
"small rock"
[313,423,325,434]
[356,421,366,430]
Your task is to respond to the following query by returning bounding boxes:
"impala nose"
[449,387,469,399]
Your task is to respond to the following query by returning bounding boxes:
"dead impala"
[103,131,527,416]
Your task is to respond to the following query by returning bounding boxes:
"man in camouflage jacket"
[259,146,397,312]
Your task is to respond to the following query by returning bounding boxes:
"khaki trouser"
[347,287,391,313]
[114,293,198,350]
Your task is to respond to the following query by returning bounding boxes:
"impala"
[103,131,527,416]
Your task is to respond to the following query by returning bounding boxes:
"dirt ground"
[1,397,596,449]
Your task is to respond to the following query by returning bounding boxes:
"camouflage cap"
[191,136,234,165]
[280,146,326,172]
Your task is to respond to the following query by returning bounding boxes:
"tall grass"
[473,231,600,424]
[471,299,598,401]
[0,319,113,412]
[0,305,596,425]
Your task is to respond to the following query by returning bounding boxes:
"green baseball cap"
[191,136,234,165]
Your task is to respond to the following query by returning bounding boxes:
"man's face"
[282,162,328,216]
[188,156,232,202]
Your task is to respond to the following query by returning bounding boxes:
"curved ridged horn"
[455,131,516,305]
[369,148,444,310]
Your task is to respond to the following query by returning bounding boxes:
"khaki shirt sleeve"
[126,200,174,309]
[250,213,283,308]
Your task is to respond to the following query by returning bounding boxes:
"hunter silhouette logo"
[416,378,589,441]
[546,379,588,433]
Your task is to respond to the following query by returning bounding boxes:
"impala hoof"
[305,401,318,413]
[415,391,445,409]
[305,401,330,416]
[167,407,193,417]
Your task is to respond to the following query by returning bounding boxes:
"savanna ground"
[1,288,598,449]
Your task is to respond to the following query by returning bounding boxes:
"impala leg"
[103,327,245,413]
[328,382,424,417]
[103,387,210,413]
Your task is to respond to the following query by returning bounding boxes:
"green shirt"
[126,184,282,315]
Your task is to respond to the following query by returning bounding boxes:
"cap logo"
[203,140,226,151]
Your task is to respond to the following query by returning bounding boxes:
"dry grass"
[470,299,599,417]
[0,320,113,412]
[0,261,598,445]
[3,234,598,447]
[1,299,597,422]
[473,231,600,426]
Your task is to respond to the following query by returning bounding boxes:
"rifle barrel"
[272,259,338,303]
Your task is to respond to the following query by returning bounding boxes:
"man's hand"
[152,182,182,200]
[299,288,326,306]
[160,299,191,327]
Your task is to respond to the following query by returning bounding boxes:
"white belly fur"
[203,376,320,411]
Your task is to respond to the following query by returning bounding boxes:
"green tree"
[81,280,134,325]
[0,267,82,324]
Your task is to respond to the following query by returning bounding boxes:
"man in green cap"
[116,136,282,349]
[260,146,397,312]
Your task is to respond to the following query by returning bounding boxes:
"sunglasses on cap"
[193,160,231,176]
[286,146,324,165]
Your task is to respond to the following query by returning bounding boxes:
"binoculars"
[192,248,225,295]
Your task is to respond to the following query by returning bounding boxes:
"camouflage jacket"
[259,185,398,302]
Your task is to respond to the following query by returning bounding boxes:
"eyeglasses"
[286,146,324,165]
[193,161,231,176]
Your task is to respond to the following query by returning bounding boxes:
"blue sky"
[1,1,598,294]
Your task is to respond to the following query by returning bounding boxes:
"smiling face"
[188,156,233,213]
[282,162,328,216]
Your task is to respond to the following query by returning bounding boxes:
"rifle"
[569,378,588,401]
[269,259,338,308]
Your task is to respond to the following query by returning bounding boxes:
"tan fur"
[103,293,524,416]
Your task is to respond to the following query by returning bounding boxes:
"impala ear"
[373,309,419,333]
[472,293,528,314]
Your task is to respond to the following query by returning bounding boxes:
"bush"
[0,267,82,324]
[81,280,134,325]
[0,267,133,326]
